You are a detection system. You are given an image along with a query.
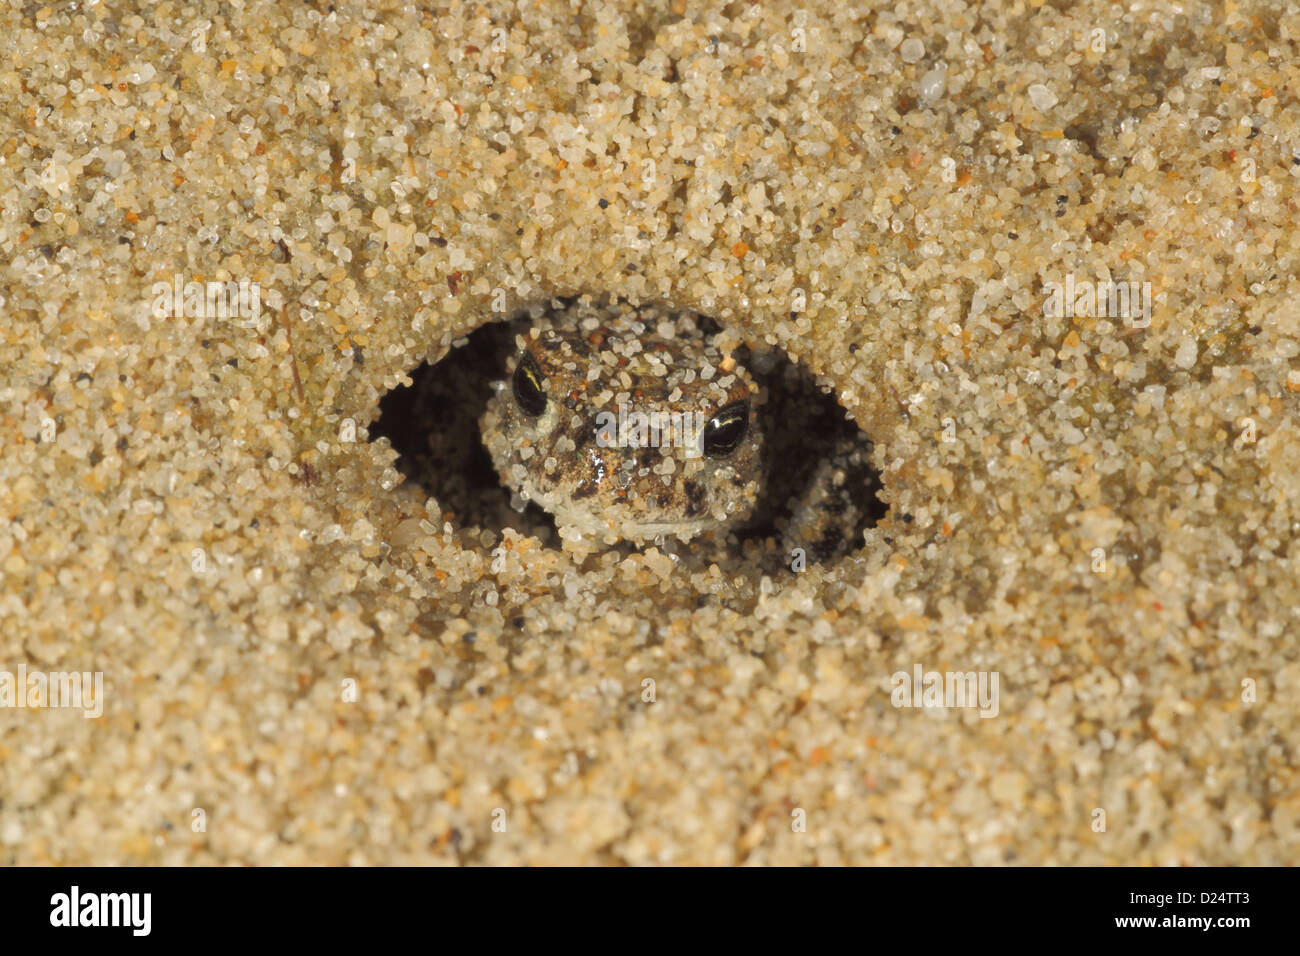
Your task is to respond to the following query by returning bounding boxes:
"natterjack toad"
[479,301,765,549]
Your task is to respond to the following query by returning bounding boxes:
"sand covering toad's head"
[480,302,764,547]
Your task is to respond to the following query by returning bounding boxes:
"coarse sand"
[1,0,1298,864]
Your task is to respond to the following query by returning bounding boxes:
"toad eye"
[703,400,749,458]
[512,351,547,417]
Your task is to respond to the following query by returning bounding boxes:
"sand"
[1,0,1297,864]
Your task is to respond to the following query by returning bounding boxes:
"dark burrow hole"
[372,302,888,569]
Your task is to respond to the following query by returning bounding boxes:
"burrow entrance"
[371,301,887,572]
